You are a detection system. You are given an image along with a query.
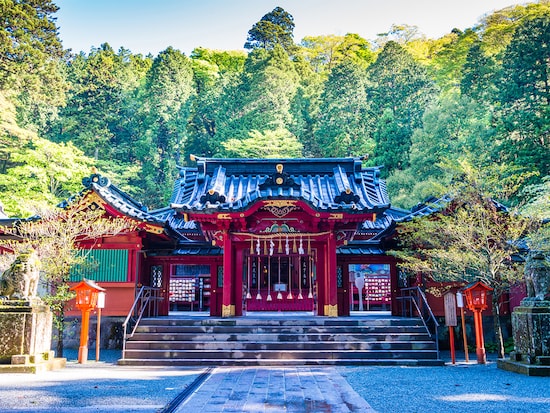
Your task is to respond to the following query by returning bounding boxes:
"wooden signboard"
[444,292,457,327]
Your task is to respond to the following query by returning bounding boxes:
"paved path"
[174,367,375,412]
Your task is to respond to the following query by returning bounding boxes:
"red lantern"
[462,281,493,364]
[70,279,106,363]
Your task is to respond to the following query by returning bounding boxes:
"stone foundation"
[498,300,550,376]
[0,300,65,373]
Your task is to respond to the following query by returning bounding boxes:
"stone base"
[0,357,66,374]
[0,300,54,367]
[511,301,550,358]
[497,358,550,376]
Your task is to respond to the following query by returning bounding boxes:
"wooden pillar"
[324,233,338,317]
[222,231,235,317]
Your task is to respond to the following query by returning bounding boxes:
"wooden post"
[456,292,469,362]
[95,307,101,362]
[78,309,90,364]
[444,292,457,365]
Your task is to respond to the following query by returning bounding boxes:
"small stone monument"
[498,252,550,376]
[0,251,65,373]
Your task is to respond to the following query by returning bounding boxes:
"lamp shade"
[462,281,493,311]
[70,279,106,311]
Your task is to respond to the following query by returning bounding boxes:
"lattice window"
[150,265,162,288]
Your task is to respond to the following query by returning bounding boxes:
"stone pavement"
[174,366,375,412]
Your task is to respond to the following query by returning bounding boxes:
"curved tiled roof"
[170,157,390,214]
[75,174,163,225]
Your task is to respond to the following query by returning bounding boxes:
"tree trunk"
[492,294,504,358]
[55,311,64,357]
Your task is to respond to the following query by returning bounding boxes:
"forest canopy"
[1,1,549,216]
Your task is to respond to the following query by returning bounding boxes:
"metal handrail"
[396,286,440,356]
[122,286,163,357]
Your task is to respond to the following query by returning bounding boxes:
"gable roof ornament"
[258,163,301,190]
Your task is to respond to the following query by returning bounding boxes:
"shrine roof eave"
[62,173,166,236]
[170,197,388,222]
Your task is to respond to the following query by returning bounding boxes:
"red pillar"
[324,233,338,317]
[474,310,487,364]
[222,231,235,317]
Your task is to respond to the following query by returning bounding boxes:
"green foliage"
[368,41,438,175]
[300,33,375,72]
[314,60,373,157]
[0,92,93,216]
[244,7,297,54]
[387,92,496,208]
[496,15,550,180]
[221,128,303,158]
[0,203,134,355]
[392,161,537,357]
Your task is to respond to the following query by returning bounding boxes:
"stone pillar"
[0,300,63,373]
[511,300,550,365]
[498,252,550,375]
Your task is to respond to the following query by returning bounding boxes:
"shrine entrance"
[243,243,317,313]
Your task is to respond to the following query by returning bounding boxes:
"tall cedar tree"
[497,16,550,180]
[367,41,437,176]
[244,7,297,54]
[314,60,372,157]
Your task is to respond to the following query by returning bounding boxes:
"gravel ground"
[1,350,549,412]
[0,350,204,413]
[339,355,550,413]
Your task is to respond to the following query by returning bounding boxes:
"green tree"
[140,47,195,206]
[496,16,550,180]
[314,60,372,157]
[221,128,303,158]
[367,41,437,175]
[0,92,93,216]
[388,93,496,208]
[460,40,498,103]
[0,203,133,356]
[391,161,534,358]
[52,44,144,160]
[214,46,299,152]
[0,0,66,132]
[244,7,297,54]
[186,48,246,159]
[300,33,374,73]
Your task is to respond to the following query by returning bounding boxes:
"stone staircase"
[118,315,443,366]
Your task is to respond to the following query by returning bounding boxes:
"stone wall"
[0,301,52,364]
[60,316,125,350]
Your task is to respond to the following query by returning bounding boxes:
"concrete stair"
[118,315,443,366]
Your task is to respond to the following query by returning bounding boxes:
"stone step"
[129,332,431,342]
[137,317,422,327]
[122,349,439,360]
[124,340,437,351]
[121,315,442,366]
[134,325,428,334]
[118,357,445,367]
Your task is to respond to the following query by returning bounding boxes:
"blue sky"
[54,0,521,56]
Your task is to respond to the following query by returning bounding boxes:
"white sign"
[456,292,464,308]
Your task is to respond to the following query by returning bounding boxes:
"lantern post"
[462,281,493,364]
[95,291,106,362]
[70,279,106,364]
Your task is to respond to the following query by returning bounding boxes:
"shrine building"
[59,156,410,318]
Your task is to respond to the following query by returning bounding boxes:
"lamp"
[70,279,106,364]
[462,281,493,364]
